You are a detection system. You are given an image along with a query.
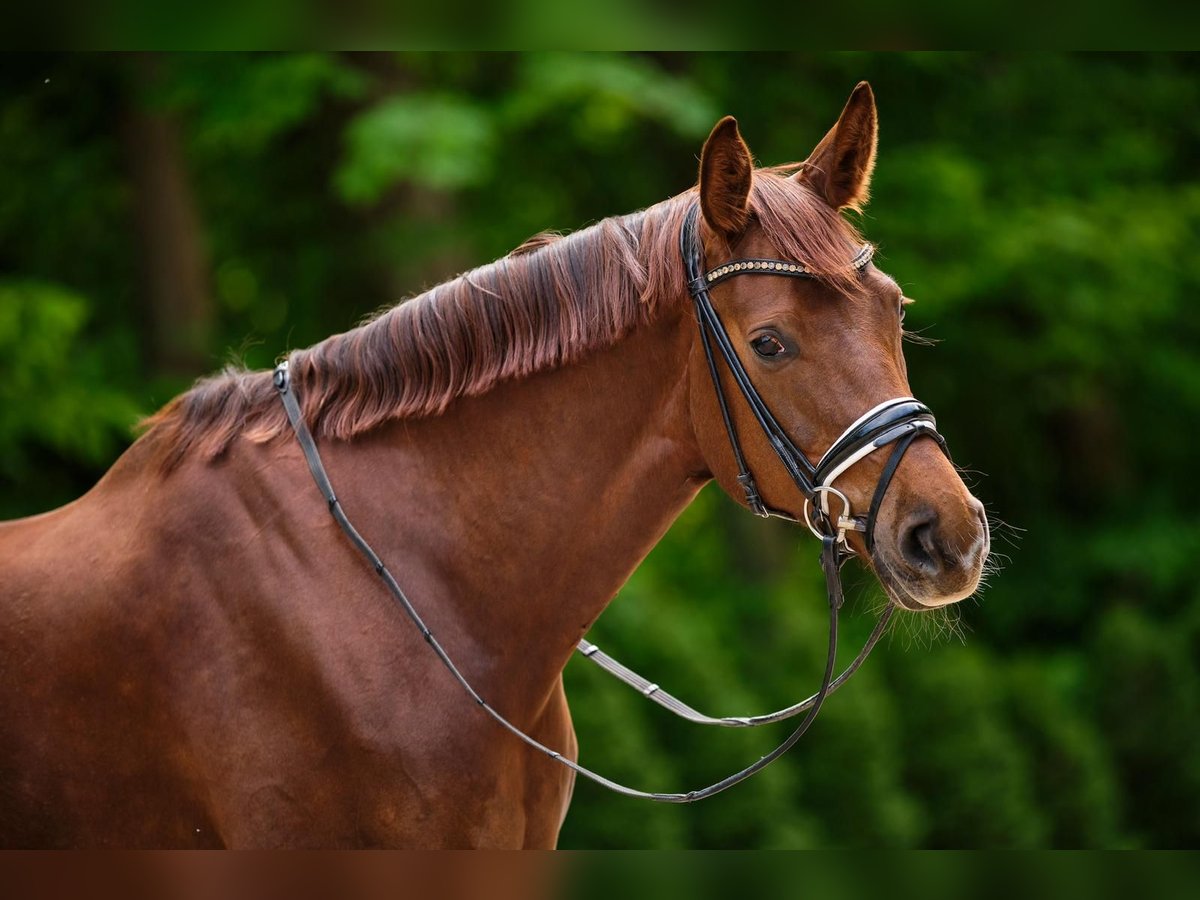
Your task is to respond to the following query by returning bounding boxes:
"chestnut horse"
[0,83,988,848]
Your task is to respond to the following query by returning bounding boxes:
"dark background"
[1,52,1197,848]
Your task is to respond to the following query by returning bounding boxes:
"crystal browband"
[703,244,874,288]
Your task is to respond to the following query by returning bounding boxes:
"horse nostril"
[899,510,942,576]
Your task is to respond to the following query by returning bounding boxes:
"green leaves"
[0,281,142,486]
[510,53,718,139]
[161,53,367,154]
[336,53,717,206]
[337,94,496,201]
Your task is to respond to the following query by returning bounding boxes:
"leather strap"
[274,360,844,803]
[575,205,948,734]
[270,201,956,802]
[866,430,920,553]
[696,311,765,516]
[678,203,946,544]
[578,603,894,727]
[701,244,873,289]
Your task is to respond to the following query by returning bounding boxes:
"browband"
[701,244,874,289]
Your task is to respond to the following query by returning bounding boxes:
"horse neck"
[319,305,708,698]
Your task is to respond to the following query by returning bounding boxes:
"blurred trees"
[1,52,1197,848]
[122,54,215,373]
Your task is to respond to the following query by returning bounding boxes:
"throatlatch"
[273,201,951,802]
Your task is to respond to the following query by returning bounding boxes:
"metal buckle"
[802,485,864,545]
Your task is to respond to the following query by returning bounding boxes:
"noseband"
[273,202,951,803]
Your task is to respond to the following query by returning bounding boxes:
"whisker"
[901,327,939,347]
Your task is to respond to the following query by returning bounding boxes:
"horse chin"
[870,550,980,612]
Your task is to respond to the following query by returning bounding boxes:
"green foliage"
[1,52,1196,847]
[1006,657,1120,847]
[335,52,715,204]
[338,94,496,200]
[1091,607,1200,847]
[0,281,142,515]
[889,644,1048,848]
[158,53,367,154]
[508,53,718,138]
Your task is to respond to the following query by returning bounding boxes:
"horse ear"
[699,116,753,237]
[795,82,878,211]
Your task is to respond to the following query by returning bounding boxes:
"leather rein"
[271,202,950,802]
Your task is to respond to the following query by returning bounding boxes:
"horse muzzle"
[874,494,990,609]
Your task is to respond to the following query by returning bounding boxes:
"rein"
[272,202,950,802]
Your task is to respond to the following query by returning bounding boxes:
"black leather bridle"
[682,203,946,551]
[272,202,951,802]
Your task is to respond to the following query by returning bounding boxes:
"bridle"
[682,203,945,549]
[272,201,951,802]
[578,205,949,733]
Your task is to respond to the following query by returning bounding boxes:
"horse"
[0,82,989,848]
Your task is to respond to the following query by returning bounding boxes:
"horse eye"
[751,334,786,358]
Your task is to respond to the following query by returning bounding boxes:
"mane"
[141,168,862,470]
